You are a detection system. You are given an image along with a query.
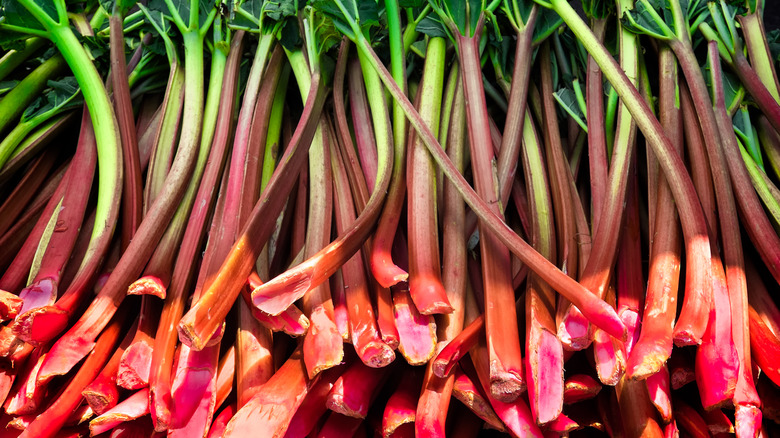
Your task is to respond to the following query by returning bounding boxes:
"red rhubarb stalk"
[88,388,149,436]
[109,13,143,249]
[116,297,159,390]
[284,367,343,438]
[329,128,394,367]
[695,258,739,410]
[177,68,327,349]
[82,317,140,415]
[31,22,212,379]
[626,46,683,379]
[223,349,317,437]
[455,21,524,402]
[382,369,422,437]
[563,374,602,404]
[416,67,467,435]
[148,31,243,432]
[709,43,762,433]
[406,36,451,315]
[523,52,563,422]
[18,312,125,438]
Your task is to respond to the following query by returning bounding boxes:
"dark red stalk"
[326,360,391,419]
[538,43,579,289]
[450,364,505,432]
[348,58,378,189]
[709,44,762,432]
[0,150,56,238]
[671,82,715,346]
[616,378,664,438]
[626,47,683,380]
[329,135,394,367]
[382,369,421,437]
[284,367,343,438]
[116,297,159,389]
[148,32,244,432]
[672,399,709,438]
[563,374,602,404]
[0,169,62,274]
[12,106,96,343]
[88,388,149,436]
[616,172,643,354]
[586,18,609,232]
[82,317,140,415]
[109,14,142,249]
[456,26,524,403]
[317,413,363,438]
[749,305,780,386]
[0,157,67,294]
[746,262,780,337]
[17,311,124,438]
[497,9,537,213]
[368,32,410,290]
[331,71,396,349]
[179,70,327,349]
[645,367,673,423]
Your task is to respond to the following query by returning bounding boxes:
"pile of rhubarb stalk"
[3,0,780,436]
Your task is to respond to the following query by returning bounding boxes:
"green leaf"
[400,0,426,7]
[439,0,482,36]
[0,0,58,32]
[277,18,301,50]
[311,0,380,40]
[582,0,613,19]
[531,7,562,44]
[0,79,18,95]
[733,106,763,170]
[416,14,447,37]
[553,87,587,132]
[622,0,674,40]
[22,76,82,121]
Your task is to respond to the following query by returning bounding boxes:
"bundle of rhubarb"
[2,0,780,436]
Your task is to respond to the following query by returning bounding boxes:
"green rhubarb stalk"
[371,0,411,289]
[285,45,343,377]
